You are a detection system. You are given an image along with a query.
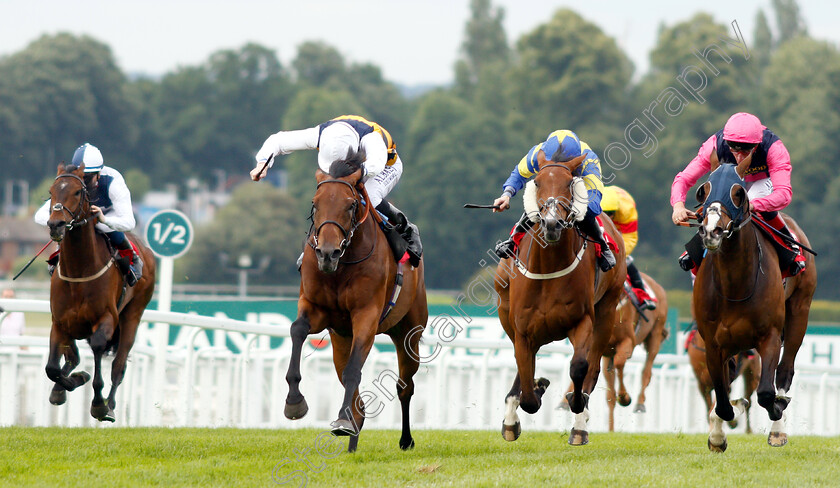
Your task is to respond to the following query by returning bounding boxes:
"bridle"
[308,178,371,260]
[535,163,578,230]
[51,173,91,231]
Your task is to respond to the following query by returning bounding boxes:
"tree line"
[3,0,838,298]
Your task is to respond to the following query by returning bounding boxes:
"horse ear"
[709,149,720,172]
[731,185,748,211]
[75,163,86,176]
[696,181,710,205]
[735,149,754,179]
[56,163,65,175]
[536,149,548,169]
[565,154,587,173]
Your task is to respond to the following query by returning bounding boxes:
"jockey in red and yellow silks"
[601,186,656,310]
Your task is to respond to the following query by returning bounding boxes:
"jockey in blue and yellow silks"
[492,130,616,272]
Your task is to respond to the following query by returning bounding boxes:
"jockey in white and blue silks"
[492,129,616,272]
[250,115,422,265]
[34,143,143,286]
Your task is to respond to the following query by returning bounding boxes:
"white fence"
[2,298,840,436]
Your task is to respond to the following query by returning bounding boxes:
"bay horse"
[560,272,669,431]
[44,163,156,422]
[686,323,760,433]
[494,153,626,445]
[283,154,428,453]
[693,154,816,451]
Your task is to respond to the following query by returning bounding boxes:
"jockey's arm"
[671,135,715,207]
[97,172,135,233]
[253,127,320,178]
[578,151,605,215]
[359,132,388,179]
[750,140,792,213]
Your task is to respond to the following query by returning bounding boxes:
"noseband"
[52,173,91,230]
[309,179,366,258]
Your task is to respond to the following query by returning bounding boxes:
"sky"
[0,0,837,86]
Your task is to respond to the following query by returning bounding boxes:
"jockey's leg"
[679,233,704,272]
[494,212,534,259]
[108,231,142,286]
[46,249,60,276]
[626,256,656,310]
[375,200,422,264]
[577,210,616,271]
[760,211,805,276]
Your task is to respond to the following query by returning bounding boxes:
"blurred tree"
[454,0,511,97]
[293,41,346,86]
[123,168,151,201]
[771,0,808,45]
[179,182,301,285]
[753,9,774,71]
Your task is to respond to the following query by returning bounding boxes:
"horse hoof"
[618,394,632,407]
[501,422,521,442]
[727,419,739,429]
[707,437,727,452]
[49,389,67,405]
[633,404,646,413]
[284,399,309,420]
[557,401,570,411]
[400,438,415,451]
[568,428,589,446]
[768,432,788,447]
[91,404,115,422]
[330,419,358,437]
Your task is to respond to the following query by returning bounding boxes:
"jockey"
[251,115,422,266]
[601,185,657,310]
[34,143,144,286]
[492,129,616,272]
[671,112,805,277]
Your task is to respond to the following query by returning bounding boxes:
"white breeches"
[364,156,402,208]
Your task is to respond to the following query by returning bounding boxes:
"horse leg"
[331,307,379,443]
[284,311,314,420]
[635,324,665,414]
[513,331,544,415]
[89,322,115,421]
[614,338,633,408]
[557,381,574,411]
[755,330,783,420]
[565,316,594,415]
[705,342,744,451]
[45,327,89,404]
[49,340,87,405]
[743,356,760,434]
[390,319,425,451]
[602,356,617,432]
[502,374,522,441]
[773,292,811,422]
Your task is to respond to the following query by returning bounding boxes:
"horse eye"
[74,190,81,196]
[534,181,540,188]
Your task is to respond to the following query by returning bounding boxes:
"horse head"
[529,152,587,243]
[310,149,367,273]
[47,163,92,242]
[695,150,752,250]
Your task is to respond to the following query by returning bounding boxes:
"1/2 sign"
[145,209,194,259]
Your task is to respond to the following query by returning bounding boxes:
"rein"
[56,258,116,283]
[308,178,375,265]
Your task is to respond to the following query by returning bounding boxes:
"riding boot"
[577,212,616,272]
[626,257,656,310]
[114,240,142,287]
[494,213,535,259]
[375,200,423,266]
[763,213,805,276]
[46,250,59,276]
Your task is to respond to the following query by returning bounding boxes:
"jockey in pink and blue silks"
[671,112,805,276]
[492,129,616,272]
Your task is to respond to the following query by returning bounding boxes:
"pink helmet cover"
[723,112,764,144]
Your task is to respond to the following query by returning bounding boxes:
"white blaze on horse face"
[503,395,520,426]
[704,203,723,247]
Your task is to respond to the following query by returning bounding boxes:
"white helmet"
[72,143,104,173]
[317,122,360,173]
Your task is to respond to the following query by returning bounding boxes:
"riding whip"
[12,240,52,280]
[463,204,501,210]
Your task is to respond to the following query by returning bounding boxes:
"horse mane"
[328,148,367,178]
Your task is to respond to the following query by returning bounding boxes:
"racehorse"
[44,163,155,422]
[693,153,816,451]
[686,324,760,433]
[559,272,669,432]
[494,153,626,445]
[283,153,428,453]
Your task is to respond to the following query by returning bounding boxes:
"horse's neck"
[59,225,108,275]
[345,210,379,261]
[525,225,582,272]
[712,226,760,290]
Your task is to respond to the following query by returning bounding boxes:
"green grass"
[2,428,839,487]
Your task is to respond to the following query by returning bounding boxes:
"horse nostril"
[698,226,706,237]
[712,228,722,237]
[330,249,342,261]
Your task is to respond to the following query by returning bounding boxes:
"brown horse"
[686,325,760,433]
[282,154,428,453]
[693,155,816,451]
[494,153,626,445]
[44,163,155,422]
[559,272,669,431]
